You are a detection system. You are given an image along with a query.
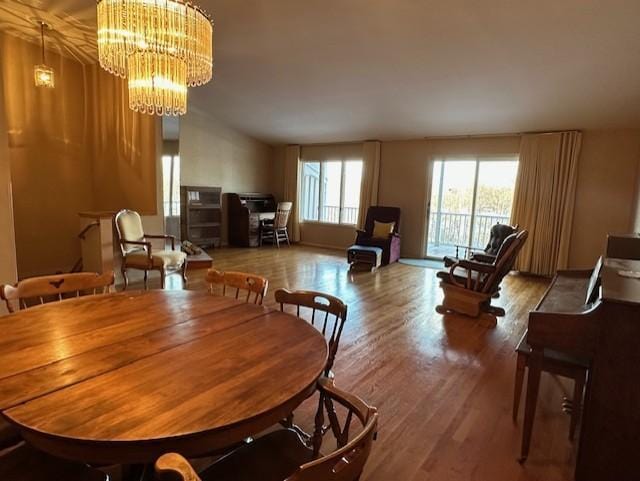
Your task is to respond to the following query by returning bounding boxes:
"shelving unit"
[180,186,222,249]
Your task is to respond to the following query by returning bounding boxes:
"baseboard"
[299,241,347,252]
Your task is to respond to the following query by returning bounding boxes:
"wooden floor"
[145,245,576,481]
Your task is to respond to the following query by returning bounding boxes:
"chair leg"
[285,228,290,246]
[275,229,280,248]
[520,349,543,463]
[121,266,129,291]
[569,372,586,441]
[312,392,325,458]
[181,262,188,287]
[513,352,527,422]
[143,270,148,290]
[160,268,166,289]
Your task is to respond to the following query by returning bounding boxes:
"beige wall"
[87,65,158,215]
[1,33,95,277]
[179,106,273,244]
[290,136,520,255]
[283,132,640,266]
[0,33,160,278]
[271,145,286,201]
[299,223,356,250]
[569,129,640,268]
[0,60,17,309]
[378,139,431,257]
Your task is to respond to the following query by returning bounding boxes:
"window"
[426,156,519,258]
[301,160,363,225]
[162,154,180,217]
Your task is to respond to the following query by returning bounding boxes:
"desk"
[0,290,327,465]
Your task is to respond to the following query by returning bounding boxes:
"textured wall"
[179,106,274,244]
[569,129,640,268]
[0,54,17,305]
[0,33,158,278]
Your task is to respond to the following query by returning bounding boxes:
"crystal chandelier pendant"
[128,52,187,116]
[34,64,55,88]
[96,0,213,116]
[34,22,54,88]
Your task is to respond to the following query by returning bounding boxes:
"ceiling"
[0,0,96,63]
[3,0,640,144]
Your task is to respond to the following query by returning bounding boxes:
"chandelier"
[96,0,213,116]
[34,22,54,88]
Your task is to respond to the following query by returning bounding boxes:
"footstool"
[347,245,383,271]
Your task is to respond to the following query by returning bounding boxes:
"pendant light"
[34,22,55,88]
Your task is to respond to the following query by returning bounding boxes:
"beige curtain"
[357,141,381,229]
[511,131,582,276]
[283,145,301,242]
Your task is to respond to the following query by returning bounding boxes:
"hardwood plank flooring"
[134,245,575,481]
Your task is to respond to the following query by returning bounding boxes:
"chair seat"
[0,444,107,481]
[436,267,481,284]
[125,249,187,269]
[199,429,314,481]
[515,333,590,369]
[348,245,383,255]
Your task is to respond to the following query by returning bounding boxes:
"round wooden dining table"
[0,290,328,465]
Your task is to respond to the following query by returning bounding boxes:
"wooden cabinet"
[180,186,221,248]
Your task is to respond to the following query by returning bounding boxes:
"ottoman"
[347,245,383,271]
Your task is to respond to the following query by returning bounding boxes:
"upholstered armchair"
[444,223,518,267]
[115,209,187,289]
[354,206,401,265]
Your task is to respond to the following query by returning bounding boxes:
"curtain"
[510,131,582,276]
[357,141,381,229]
[87,65,158,214]
[283,145,301,242]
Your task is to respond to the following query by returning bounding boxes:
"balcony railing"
[428,211,510,252]
[321,205,359,224]
[302,205,359,225]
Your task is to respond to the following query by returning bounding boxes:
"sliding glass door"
[426,157,519,259]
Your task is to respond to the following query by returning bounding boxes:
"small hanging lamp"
[34,22,54,88]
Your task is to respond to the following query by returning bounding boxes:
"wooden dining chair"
[0,443,108,481]
[155,377,378,481]
[0,271,115,313]
[274,289,347,376]
[206,269,269,305]
[259,201,293,248]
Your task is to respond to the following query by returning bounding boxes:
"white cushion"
[117,211,145,253]
[125,250,187,269]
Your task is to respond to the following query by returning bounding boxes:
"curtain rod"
[424,129,581,140]
[292,139,377,148]
[289,129,582,146]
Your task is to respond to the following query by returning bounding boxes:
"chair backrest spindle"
[205,269,268,306]
[154,377,378,481]
[274,289,347,375]
[1,271,115,313]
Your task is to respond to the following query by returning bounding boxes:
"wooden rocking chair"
[435,230,528,325]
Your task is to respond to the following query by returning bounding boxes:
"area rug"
[399,258,443,270]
